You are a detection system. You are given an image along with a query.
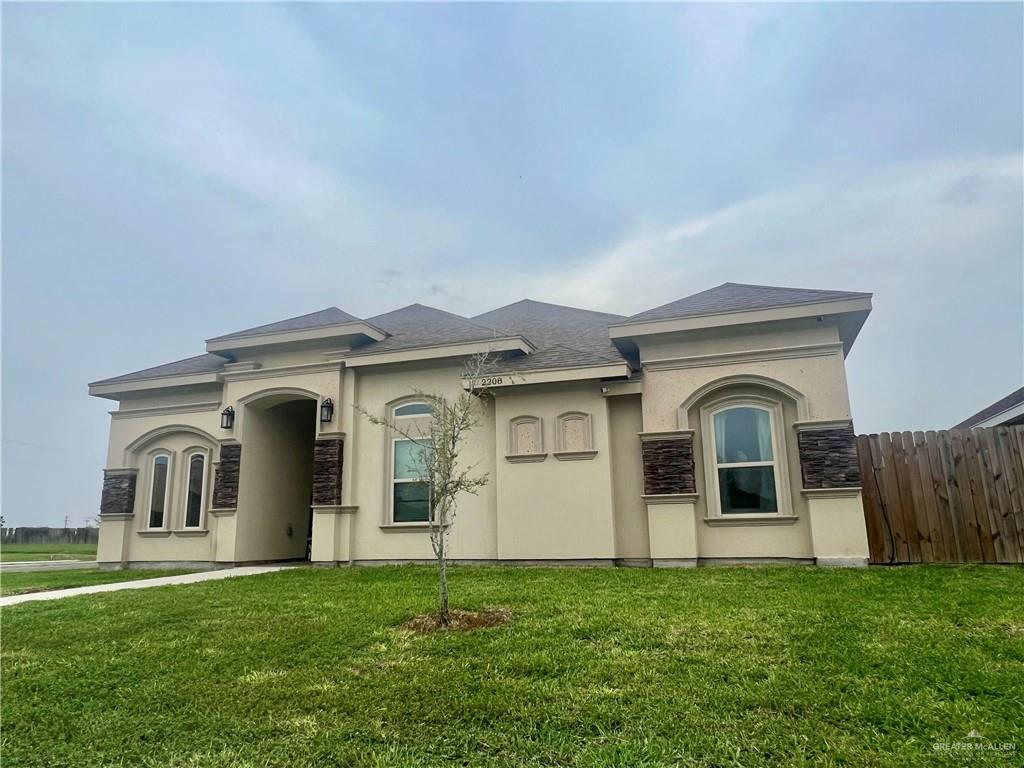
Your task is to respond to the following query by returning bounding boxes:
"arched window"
[703,400,789,517]
[148,453,171,529]
[395,401,432,418]
[183,451,207,529]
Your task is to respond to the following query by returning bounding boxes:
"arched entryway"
[234,390,319,562]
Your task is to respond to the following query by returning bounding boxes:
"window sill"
[137,530,171,538]
[172,529,209,537]
[703,515,799,527]
[553,450,598,461]
[506,453,547,463]
[380,523,444,533]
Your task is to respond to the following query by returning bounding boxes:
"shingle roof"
[93,284,869,389]
[619,283,871,324]
[473,299,627,372]
[91,353,227,386]
[208,307,363,342]
[954,387,1024,429]
[347,304,505,357]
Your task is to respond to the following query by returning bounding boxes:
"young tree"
[358,352,496,625]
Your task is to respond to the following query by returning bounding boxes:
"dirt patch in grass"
[401,607,511,634]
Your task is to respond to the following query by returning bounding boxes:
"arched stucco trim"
[237,386,321,407]
[123,424,220,464]
[677,374,808,429]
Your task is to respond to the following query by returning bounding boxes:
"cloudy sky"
[3,3,1022,527]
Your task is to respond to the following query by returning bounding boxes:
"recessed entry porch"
[232,391,319,563]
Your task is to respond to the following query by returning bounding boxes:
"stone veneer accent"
[312,438,344,506]
[212,443,242,508]
[100,469,137,516]
[642,436,696,495]
[797,425,861,488]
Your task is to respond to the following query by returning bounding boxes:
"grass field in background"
[0,568,191,597]
[2,565,1022,767]
[0,543,97,562]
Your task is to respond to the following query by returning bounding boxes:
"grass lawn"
[1,568,192,597]
[0,543,97,562]
[2,566,1022,767]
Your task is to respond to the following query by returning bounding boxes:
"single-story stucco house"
[90,282,873,569]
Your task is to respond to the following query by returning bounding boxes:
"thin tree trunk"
[438,520,450,626]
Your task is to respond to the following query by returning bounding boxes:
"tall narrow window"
[711,406,779,514]
[184,452,206,528]
[392,439,432,523]
[149,454,170,529]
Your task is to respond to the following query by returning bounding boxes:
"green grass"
[0,543,97,562]
[2,566,1022,767]
[1,568,191,596]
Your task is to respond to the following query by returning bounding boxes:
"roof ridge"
[721,281,871,297]
[475,298,625,320]
[371,303,504,336]
[208,306,363,341]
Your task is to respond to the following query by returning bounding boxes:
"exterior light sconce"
[320,398,334,423]
[220,406,235,430]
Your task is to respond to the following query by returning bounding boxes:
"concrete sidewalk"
[1,559,98,574]
[1,565,294,607]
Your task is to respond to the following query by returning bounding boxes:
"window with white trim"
[391,438,433,523]
[183,451,207,528]
[148,454,171,529]
[708,404,782,515]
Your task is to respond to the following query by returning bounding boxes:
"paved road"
[0,559,98,574]
[1,565,294,607]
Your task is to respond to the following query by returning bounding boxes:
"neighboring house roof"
[954,387,1024,429]
[618,282,872,325]
[473,299,627,372]
[347,304,506,357]
[208,307,363,342]
[91,353,228,386]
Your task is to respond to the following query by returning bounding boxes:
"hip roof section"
[89,282,871,394]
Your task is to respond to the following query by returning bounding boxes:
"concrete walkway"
[1,559,98,574]
[1,565,293,607]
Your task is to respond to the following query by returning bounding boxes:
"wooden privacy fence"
[857,426,1024,564]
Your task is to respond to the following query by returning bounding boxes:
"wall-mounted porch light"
[320,398,335,423]
[220,406,235,430]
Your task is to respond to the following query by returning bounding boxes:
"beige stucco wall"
[608,394,649,560]
[492,382,617,560]
[636,317,858,562]
[345,361,498,562]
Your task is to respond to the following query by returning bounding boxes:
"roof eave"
[343,336,535,368]
[205,321,389,353]
[608,296,874,341]
[88,371,222,400]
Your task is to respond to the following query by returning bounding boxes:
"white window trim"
[182,449,209,530]
[700,396,792,519]
[146,452,173,531]
[389,437,433,526]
